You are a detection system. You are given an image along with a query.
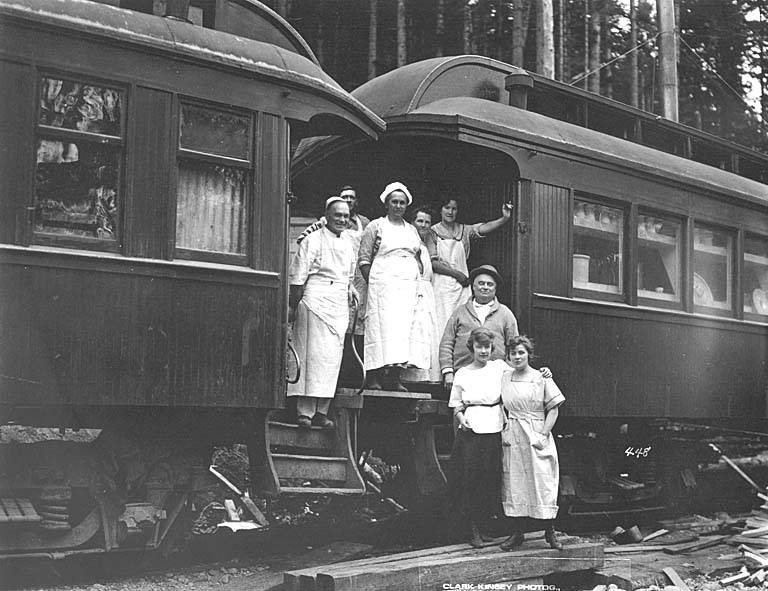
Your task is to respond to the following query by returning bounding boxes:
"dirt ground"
[1,519,762,591]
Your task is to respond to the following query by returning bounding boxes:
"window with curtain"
[175,103,252,262]
[34,77,123,249]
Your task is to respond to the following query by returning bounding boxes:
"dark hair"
[339,185,356,194]
[439,197,460,209]
[466,326,495,352]
[411,205,435,221]
[506,335,536,359]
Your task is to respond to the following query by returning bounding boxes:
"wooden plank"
[641,528,669,542]
[300,532,549,577]
[663,535,728,554]
[283,542,374,591]
[272,454,348,481]
[314,538,584,579]
[741,525,768,538]
[728,536,768,547]
[315,542,603,591]
[662,567,691,591]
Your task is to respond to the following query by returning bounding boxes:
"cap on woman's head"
[469,264,502,285]
[379,182,413,205]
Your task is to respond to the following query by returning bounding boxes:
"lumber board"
[728,535,768,547]
[314,542,603,591]
[282,542,374,591]
[603,534,698,554]
[641,529,669,542]
[663,535,728,554]
[662,567,691,591]
[742,525,768,537]
[287,532,550,582]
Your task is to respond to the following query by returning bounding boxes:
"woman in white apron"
[431,198,514,336]
[500,335,565,551]
[358,182,425,391]
[402,206,441,384]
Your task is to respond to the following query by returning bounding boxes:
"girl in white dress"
[500,335,565,551]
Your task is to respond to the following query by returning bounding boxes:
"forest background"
[265,0,767,152]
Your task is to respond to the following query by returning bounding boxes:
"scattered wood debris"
[717,479,768,586]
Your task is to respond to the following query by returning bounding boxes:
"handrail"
[286,338,301,384]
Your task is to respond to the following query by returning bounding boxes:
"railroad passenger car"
[292,56,768,515]
[0,0,386,557]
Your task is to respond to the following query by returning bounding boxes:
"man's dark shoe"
[297,415,312,429]
[500,531,524,551]
[312,413,335,429]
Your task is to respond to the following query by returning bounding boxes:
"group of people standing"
[287,181,565,551]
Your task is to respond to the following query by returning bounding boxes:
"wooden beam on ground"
[662,567,691,591]
[314,542,603,591]
[282,542,374,591]
[742,525,768,537]
[720,567,749,585]
[728,535,768,547]
[663,535,728,554]
[642,529,669,542]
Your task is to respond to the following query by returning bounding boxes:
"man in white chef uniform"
[288,196,358,429]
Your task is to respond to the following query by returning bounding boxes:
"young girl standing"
[448,326,507,547]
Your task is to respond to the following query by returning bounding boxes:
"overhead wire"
[569,33,659,86]
[678,35,762,120]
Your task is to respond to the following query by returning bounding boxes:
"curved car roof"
[0,0,384,137]
[302,55,766,204]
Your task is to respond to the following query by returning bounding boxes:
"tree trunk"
[397,0,407,66]
[435,0,444,57]
[602,11,612,97]
[629,0,639,107]
[588,0,601,93]
[368,0,377,79]
[512,0,530,67]
[582,0,589,89]
[556,0,564,80]
[463,1,474,54]
[497,0,505,60]
[536,0,555,78]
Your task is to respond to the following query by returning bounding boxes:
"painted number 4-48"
[625,446,652,457]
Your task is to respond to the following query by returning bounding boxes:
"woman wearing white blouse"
[448,326,507,547]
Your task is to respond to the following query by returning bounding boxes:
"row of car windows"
[572,197,768,321]
[34,75,253,263]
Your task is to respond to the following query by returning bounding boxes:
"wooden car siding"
[530,181,571,297]
[125,86,173,259]
[0,59,34,245]
[530,295,766,419]
[0,260,283,408]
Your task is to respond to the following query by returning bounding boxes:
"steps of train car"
[260,388,449,498]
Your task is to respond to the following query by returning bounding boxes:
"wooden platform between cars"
[284,536,603,591]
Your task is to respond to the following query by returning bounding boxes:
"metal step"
[0,498,41,524]
[271,453,349,482]
[268,421,336,452]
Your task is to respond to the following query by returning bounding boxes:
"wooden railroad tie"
[285,538,603,591]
